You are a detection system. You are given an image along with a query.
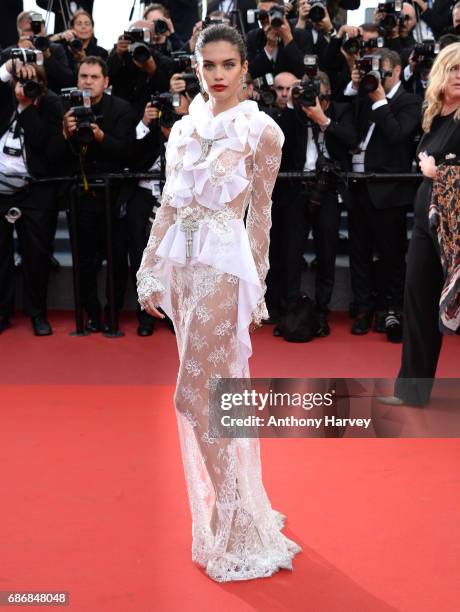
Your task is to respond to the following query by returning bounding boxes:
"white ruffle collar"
[165,95,277,210]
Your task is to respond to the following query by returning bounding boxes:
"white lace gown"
[137,94,302,582]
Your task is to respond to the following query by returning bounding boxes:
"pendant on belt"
[179,218,199,258]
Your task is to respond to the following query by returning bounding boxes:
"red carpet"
[0,311,459,611]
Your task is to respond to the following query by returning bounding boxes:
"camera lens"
[70,38,83,51]
[361,72,380,93]
[34,36,50,52]
[132,43,151,64]
[155,20,168,35]
[22,79,41,100]
[309,4,326,23]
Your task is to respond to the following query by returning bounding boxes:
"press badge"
[3,124,22,157]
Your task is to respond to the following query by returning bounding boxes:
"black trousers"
[126,186,157,326]
[266,182,340,316]
[394,184,444,406]
[0,205,57,319]
[348,183,407,314]
[69,190,128,319]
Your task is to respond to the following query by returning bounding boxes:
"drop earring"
[241,75,247,91]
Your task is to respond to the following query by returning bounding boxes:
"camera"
[342,35,384,56]
[356,54,392,93]
[150,92,181,129]
[123,28,152,64]
[69,37,83,52]
[171,52,193,73]
[180,73,201,98]
[29,12,50,52]
[247,9,269,25]
[310,155,342,207]
[412,39,440,75]
[9,48,44,100]
[203,16,230,28]
[152,19,169,35]
[61,88,96,144]
[253,73,276,106]
[292,56,320,107]
[309,0,327,23]
[269,5,285,28]
[377,0,408,33]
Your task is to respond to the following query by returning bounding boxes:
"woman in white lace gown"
[136,24,301,582]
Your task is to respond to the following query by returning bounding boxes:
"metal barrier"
[4,171,424,337]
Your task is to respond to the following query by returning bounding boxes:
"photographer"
[246,1,317,78]
[0,11,74,94]
[322,23,384,100]
[123,93,190,336]
[266,68,356,335]
[61,57,134,333]
[107,20,175,119]
[374,1,418,54]
[346,49,421,340]
[402,39,440,98]
[50,10,108,79]
[0,54,63,336]
[143,3,184,53]
[411,0,455,39]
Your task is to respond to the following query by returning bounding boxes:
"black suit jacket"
[274,101,357,173]
[0,77,64,210]
[353,84,422,209]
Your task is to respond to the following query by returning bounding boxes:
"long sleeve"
[246,122,283,325]
[136,123,179,309]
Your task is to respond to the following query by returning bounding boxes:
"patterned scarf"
[428,162,460,334]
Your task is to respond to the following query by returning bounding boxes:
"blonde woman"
[381,43,460,406]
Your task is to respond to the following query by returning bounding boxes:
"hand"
[407,50,417,75]
[188,21,203,53]
[412,0,428,12]
[368,82,386,103]
[163,17,174,35]
[63,109,77,139]
[263,23,279,49]
[418,151,437,179]
[17,36,35,50]
[351,67,361,90]
[91,123,104,143]
[301,97,328,125]
[337,25,360,39]
[116,35,130,57]
[170,73,186,94]
[14,67,36,108]
[296,0,311,26]
[143,295,165,319]
[142,102,160,126]
[277,18,294,45]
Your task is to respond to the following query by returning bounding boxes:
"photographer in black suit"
[123,93,190,337]
[346,49,422,339]
[266,69,356,335]
[0,56,63,336]
[107,20,175,120]
[61,56,134,333]
[1,11,75,94]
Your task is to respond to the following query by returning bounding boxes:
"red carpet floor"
[0,311,459,612]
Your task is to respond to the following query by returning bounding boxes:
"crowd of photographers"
[0,0,459,340]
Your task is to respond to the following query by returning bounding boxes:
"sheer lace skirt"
[170,263,302,582]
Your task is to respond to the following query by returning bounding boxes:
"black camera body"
[152,19,168,35]
[309,155,342,207]
[292,55,321,108]
[171,52,193,73]
[69,37,83,52]
[309,0,327,23]
[9,48,43,100]
[269,5,285,28]
[150,92,181,129]
[123,28,152,64]
[412,39,440,75]
[180,73,201,98]
[377,0,408,33]
[71,105,97,144]
[253,73,276,106]
[342,35,384,56]
[356,54,393,93]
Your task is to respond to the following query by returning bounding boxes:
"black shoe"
[137,323,154,337]
[273,325,283,337]
[351,312,373,335]
[32,315,52,336]
[316,313,330,337]
[385,311,402,343]
[0,317,11,334]
[373,311,387,333]
[86,318,102,333]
